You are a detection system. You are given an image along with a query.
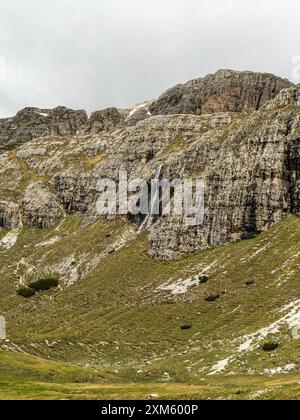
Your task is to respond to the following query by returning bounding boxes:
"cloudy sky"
[0,0,299,117]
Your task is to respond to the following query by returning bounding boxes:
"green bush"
[262,342,279,352]
[205,294,220,302]
[199,275,209,284]
[17,287,36,298]
[29,277,59,292]
[245,280,255,286]
[181,324,192,330]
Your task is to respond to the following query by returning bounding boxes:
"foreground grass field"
[1,215,300,399]
[0,352,299,400]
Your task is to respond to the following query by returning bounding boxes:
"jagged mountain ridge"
[150,69,293,115]
[0,69,292,152]
[0,70,299,261]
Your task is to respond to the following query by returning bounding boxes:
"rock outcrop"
[22,182,63,228]
[0,201,20,229]
[149,69,292,116]
[87,108,127,134]
[0,106,88,151]
[0,70,292,154]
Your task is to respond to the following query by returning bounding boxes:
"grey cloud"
[0,0,299,117]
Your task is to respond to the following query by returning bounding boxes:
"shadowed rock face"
[149,69,293,116]
[0,70,299,260]
[0,201,20,229]
[0,106,88,151]
[87,108,127,134]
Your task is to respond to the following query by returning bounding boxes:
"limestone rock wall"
[22,182,63,228]
[1,71,300,261]
[0,201,20,229]
[0,106,88,151]
[150,69,292,116]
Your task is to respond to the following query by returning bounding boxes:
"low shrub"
[245,280,255,286]
[205,294,220,302]
[181,324,192,330]
[17,287,36,298]
[198,275,209,284]
[29,277,59,292]
[262,342,279,352]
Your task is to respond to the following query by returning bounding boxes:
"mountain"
[0,70,299,400]
[149,69,292,115]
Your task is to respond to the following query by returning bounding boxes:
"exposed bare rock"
[0,201,20,229]
[0,71,299,261]
[87,107,127,133]
[124,102,152,126]
[0,106,88,151]
[149,69,293,116]
[261,86,300,110]
[148,89,300,259]
[210,114,232,129]
[51,171,97,214]
[22,182,63,228]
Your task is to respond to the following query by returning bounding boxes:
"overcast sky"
[0,0,299,117]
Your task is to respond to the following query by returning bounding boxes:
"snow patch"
[125,102,152,122]
[240,245,268,262]
[35,112,49,117]
[271,251,300,275]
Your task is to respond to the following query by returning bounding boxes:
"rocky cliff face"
[22,182,63,228]
[87,108,127,134]
[0,201,20,229]
[0,70,291,154]
[150,69,292,116]
[0,106,88,151]
[0,70,299,261]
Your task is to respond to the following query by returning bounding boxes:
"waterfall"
[0,316,6,340]
[138,164,163,233]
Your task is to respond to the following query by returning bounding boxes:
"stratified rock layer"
[0,106,88,151]
[22,182,62,228]
[0,201,20,229]
[150,69,292,116]
[0,70,299,260]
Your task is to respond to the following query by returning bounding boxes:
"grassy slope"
[0,351,299,400]
[0,213,300,399]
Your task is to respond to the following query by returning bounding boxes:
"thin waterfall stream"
[138,164,163,232]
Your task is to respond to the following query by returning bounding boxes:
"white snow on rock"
[237,298,300,353]
[125,102,152,122]
[271,251,300,275]
[35,112,49,117]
